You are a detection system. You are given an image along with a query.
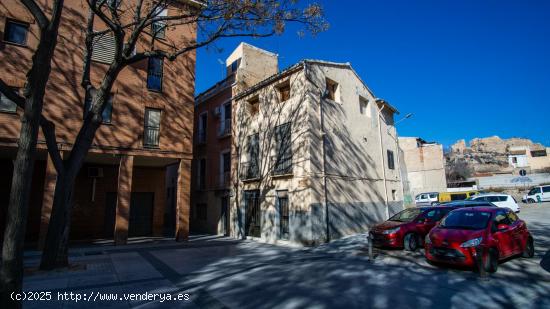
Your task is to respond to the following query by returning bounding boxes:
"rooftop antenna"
[217,58,225,79]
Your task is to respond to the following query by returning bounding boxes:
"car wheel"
[527,199,535,204]
[484,248,499,273]
[404,233,419,251]
[522,237,535,258]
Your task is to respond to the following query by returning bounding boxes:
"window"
[359,97,369,115]
[220,152,231,187]
[248,96,259,116]
[531,150,547,157]
[197,203,207,221]
[84,94,113,123]
[241,134,259,180]
[4,20,29,46]
[147,57,163,91]
[277,191,289,240]
[151,7,168,39]
[391,190,397,201]
[512,157,518,163]
[107,0,121,9]
[277,82,291,102]
[198,158,206,190]
[219,103,231,136]
[543,186,550,193]
[0,88,19,113]
[230,58,241,73]
[91,34,116,63]
[529,188,541,195]
[144,108,161,147]
[325,78,338,101]
[198,112,207,143]
[507,211,518,224]
[273,123,292,175]
[387,150,395,170]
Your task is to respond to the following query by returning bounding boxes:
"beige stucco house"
[399,137,447,205]
[229,54,403,246]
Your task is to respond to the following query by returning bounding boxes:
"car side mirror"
[497,223,509,231]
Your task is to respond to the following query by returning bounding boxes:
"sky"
[194,0,550,147]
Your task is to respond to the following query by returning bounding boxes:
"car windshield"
[439,211,492,230]
[389,208,422,222]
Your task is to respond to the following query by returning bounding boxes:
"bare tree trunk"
[0,115,41,308]
[38,173,74,269]
[40,92,110,269]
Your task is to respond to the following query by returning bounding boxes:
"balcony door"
[244,190,261,238]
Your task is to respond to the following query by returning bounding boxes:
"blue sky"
[195,0,550,147]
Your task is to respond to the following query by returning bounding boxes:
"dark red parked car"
[369,206,456,251]
[425,207,534,272]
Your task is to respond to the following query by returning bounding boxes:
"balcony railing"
[197,130,206,144]
[271,155,293,176]
[218,171,231,188]
[144,126,160,147]
[218,119,231,137]
[240,161,260,181]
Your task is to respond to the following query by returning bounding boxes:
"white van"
[522,185,550,203]
[414,192,439,206]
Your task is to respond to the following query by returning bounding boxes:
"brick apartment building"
[0,0,199,246]
[192,43,278,235]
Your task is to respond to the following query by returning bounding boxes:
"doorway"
[244,190,261,237]
[220,196,230,236]
[129,192,154,237]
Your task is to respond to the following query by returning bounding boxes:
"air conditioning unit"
[88,167,104,178]
[213,106,221,117]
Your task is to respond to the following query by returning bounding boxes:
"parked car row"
[414,191,480,206]
[369,202,534,273]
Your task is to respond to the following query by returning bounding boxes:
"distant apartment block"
[508,146,550,172]
[399,137,447,204]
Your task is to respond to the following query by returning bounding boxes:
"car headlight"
[460,237,482,248]
[425,234,432,244]
[383,227,400,234]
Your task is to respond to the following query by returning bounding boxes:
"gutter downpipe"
[305,63,330,243]
[395,130,405,211]
[377,104,390,219]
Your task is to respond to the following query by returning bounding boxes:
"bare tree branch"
[20,0,49,29]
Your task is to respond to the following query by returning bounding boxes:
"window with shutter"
[91,34,116,64]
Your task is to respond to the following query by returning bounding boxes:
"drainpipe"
[377,104,390,219]
[395,130,405,211]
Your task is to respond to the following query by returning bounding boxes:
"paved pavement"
[22,202,550,309]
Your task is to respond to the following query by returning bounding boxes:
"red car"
[425,207,535,272]
[369,206,456,251]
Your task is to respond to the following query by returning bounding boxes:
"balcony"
[240,162,260,181]
[144,126,160,147]
[271,155,293,176]
[218,171,231,188]
[218,119,231,137]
